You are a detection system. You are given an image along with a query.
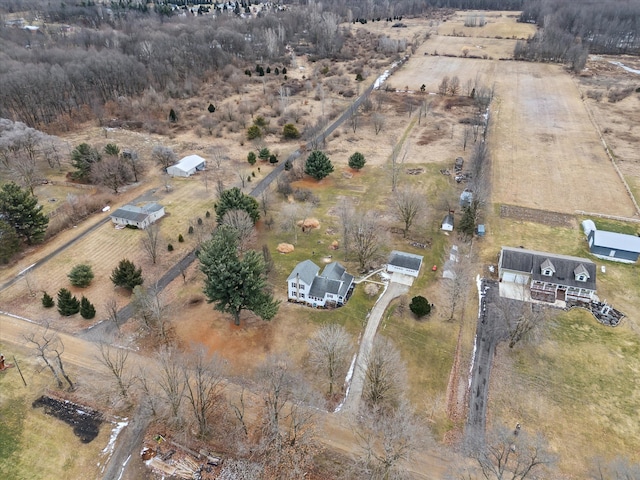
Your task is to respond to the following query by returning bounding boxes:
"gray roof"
[591,230,640,253]
[321,262,346,281]
[388,250,423,272]
[500,247,596,291]
[110,203,163,222]
[442,214,454,226]
[309,277,342,298]
[287,260,320,285]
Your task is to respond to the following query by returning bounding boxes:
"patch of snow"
[18,263,36,275]
[469,275,483,389]
[0,310,37,324]
[373,59,400,90]
[334,352,357,412]
[115,454,132,480]
[610,61,640,75]
[100,419,129,472]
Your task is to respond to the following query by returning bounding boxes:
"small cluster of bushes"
[43,288,96,319]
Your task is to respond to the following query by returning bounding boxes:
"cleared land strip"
[490,62,636,217]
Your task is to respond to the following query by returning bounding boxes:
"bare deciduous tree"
[221,209,255,253]
[492,296,547,349]
[393,188,423,238]
[443,246,475,322]
[336,197,354,258]
[462,424,556,480]
[308,324,353,397]
[25,326,73,390]
[354,401,430,480]
[141,223,161,264]
[389,138,409,193]
[97,343,135,399]
[351,211,385,272]
[590,456,640,480]
[182,347,226,438]
[256,355,319,480]
[438,76,450,96]
[363,336,407,410]
[104,297,120,331]
[281,203,301,245]
[449,75,461,96]
[152,145,177,171]
[92,154,132,194]
[131,283,169,338]
[156,347,186,423]
[372,112,386,135]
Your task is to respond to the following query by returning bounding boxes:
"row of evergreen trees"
[42,289,96,319]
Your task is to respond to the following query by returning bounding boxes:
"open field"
[489,309,640,478]
[0,342,115,480]
[435,10,536,39]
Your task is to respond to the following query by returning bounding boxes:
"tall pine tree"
[199,225,279,326]
[0,182,49,245]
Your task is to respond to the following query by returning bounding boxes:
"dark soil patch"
[32,395,103,443]
[499,204,575,228]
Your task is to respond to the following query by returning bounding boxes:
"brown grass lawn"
[489,309,640,478]
[0,343,114,480]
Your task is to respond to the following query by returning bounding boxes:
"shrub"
[197,218,203,225]
[253,116,268,128]
[208,103,216,113]
[269,154,278,164]
[68,264,94,288]
[169,108,178,123]
[282,67,287,74]
[168,243,174,251]
[258,147,271,161]
[57,288,80,316]
[42,291,55,308]
[188,226,194,234]
[409,296,431,318]
[284,159,292,171]
[247,151,257,165]
[355,73,363,81]
[247,125,262,140]
[110,259,143,291]
[348,152,366,170]
[283,123,301,139]
[80,296,96,319]
[206,211,211,218]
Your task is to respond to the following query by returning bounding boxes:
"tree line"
[516,0,640,68]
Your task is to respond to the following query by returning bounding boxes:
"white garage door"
[502,272,529,284]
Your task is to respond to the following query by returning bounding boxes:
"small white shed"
[441,213,454,232]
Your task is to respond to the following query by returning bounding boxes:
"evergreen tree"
[409,296,431,318]
[247,125,262,140]
[104,143,120,156]
[110,259,144,291]
[70,143,101,181]
[459,203,477,237]
[247,151,257,165]
[169,108,178,123]
[258,147,270,161]
[68,264,94,287]
[0,182,49,245]
[57,288,80,316]
[348,151,366,170]
[208,103,216,113]
[199,226,279,326]
[304,150,334,181]
[80,296,96,319]
[215,187,260,225]
[0,220,21,263]
[283,123,300,139]
[42,291,55,308]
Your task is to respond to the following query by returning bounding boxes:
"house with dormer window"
[498,247,597,304]
[287,260,355,308]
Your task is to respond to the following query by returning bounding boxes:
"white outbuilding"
[166,154,206,177]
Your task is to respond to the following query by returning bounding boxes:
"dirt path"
[339,280,410,415]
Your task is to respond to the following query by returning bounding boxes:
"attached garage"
[501,271,529,284]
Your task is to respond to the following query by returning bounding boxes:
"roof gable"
[321,262,346,281]
[287,260,320,285]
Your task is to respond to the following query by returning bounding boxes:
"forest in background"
[1,0,639,129]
